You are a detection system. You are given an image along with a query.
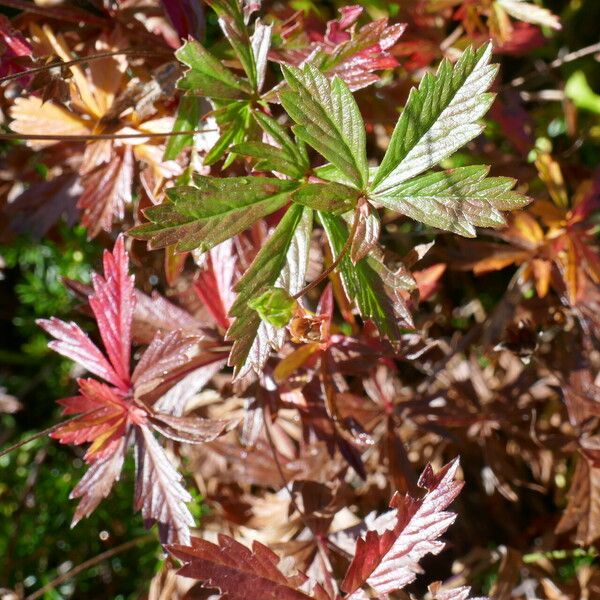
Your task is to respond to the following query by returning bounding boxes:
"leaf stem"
[292,205,361,301]
[0,49,173,85]
[0,414,83,460]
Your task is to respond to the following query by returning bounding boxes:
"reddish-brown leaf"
[78,146,134,237]
[168,534,332,599]
[341,459,463,595]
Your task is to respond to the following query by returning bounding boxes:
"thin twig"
[293,206,361,300]
[0,413,90,459]
[0,50,172,85]
[24,534,155,600]
[509,42,600,88]
[0,129,218,142]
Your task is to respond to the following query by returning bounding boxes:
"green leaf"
[129,176,297,253]
[372,44,497,195]
[176,40,251,100]
[565,71,600,115]
[319,212,413,340]
[208,0,258,90]
[280,64,368,189]
[164,96,203,160]
[204,101,252,166]
[375,165,530,237]
[231,141,304,178]
[231,111,309,178]
[227,205,312,376]
[292,182,360,214]
[248,287,297,328]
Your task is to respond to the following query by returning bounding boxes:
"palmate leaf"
[168,534,332,600]
[281,64,368,189]
[341,459,463,596]
[130,176,297,253]
[226,205,312,376]
[319,212,413,341]
[376,166,530,237]
[371,44,497,195]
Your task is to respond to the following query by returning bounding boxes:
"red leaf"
[69,436,127,526]
[341,459,463,595]
[194,238,237,330]
[132,330,203,392]
[134,425,194,544]
[51,378,146,462]
[271,12,405,91]
[89,235,135,391]
[37,317,123,389]
[168,534,332,599]
[161,0,205,42]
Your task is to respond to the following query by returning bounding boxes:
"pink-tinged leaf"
[152,357,228,416]
[326,21,406,91]
[78,146,134,238]
[324,5,363,44]
[149,412,237,444]
[133,289,201,344]
[51,378,146,463]
[341,459,463,595]
[350,200,380,264]
[134,425,194,544]
[70,436,127,526]
[89,235,135,391]
[194,239,237,330]
[37,317,122,389]
[271,15,405,91]
[132,330,202,393]
[428,581,488,600]
[167,534,332,599]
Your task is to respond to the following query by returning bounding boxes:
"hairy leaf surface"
[376,166,530,237]
[372,44,496,194]
[281,64,368,189]
[130,176,297,253]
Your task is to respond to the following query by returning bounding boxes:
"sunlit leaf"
[281,64,368,189]
[375,166,530,237]
[372,44,497,195]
